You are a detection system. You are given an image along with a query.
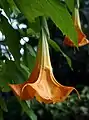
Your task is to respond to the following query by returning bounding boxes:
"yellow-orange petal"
[64,36,74,47]
[64,25,89,47]
[76,26,85,43]
[9,83,36,100]
[21,67,79,103]
[79,38,89,47]
[9,84,23,98]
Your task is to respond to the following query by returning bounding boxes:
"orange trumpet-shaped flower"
[64,7,89,47]
[9,27,79,103]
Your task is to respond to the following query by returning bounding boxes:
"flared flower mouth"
[9,18,79,103]
[64,8,89,47]
[9,66,79,103]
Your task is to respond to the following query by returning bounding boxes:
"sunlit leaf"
[65,0,74,12]
[13,0,77,46]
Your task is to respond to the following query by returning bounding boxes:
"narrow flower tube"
[64,7,89,47]
[9,18,79,103]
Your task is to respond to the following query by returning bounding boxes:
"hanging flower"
[64,7,89,47]
[9,21,79,103]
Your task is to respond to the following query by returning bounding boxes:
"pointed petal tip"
[8,83,23,98]
[9,83,23,91]
[74,88,80,100]
[67,86,80,100]
[61,86,80,102]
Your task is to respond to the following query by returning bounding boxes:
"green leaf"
[7,0,20,14]
[0,0,10,17]
[28,17,40,33]
[0,96,8,112]
[0,0,19,17]
[4,60,28,83]
[0,109,4,120]
[48,39,61,52]
[27,28,36,36]
[20,63,30,75]
[26,44,36,57]
[13,0,77,46]
[0,61,11,92]
[0,60,28,92]
[48,39,72,69]
[62,53,72,70]
[19,100,37,120]
[23,44,36,73]
[0,15,20,63]
[0,77,11,92]
[65,0,74,12]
